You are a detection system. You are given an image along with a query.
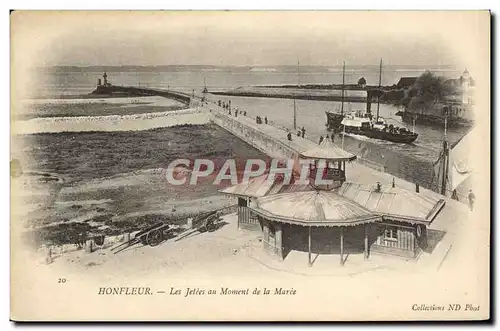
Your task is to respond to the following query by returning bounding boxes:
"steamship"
[325,60,418,144]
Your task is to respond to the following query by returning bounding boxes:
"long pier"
[91,84,386,107]
[205,100,389,174]
[91,85,192,105]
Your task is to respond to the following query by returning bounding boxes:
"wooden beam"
[308,226,312,267]
[340,226,344,266]
[364,224,369,260]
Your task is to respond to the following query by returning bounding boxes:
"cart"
[174,210,221,242]
[111,222,171,254]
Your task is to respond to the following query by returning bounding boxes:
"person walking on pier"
[319,136,324,145]
[244,111,247,116]
[297,130,301,137]
[264,117,268,124]
[326,134,330,141]
[287,132,292,141]
[218,100,221,107]
[468,189,476,211]
[331,134,335,143]
[235,109,238,117]
[301,126,306,138]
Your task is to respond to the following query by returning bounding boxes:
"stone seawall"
[211,112,297,159]
[13,108,211,134]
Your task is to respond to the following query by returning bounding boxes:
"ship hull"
[326,111,418,143]
[343,126,418,144]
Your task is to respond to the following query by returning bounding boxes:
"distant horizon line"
[41,64,457,68]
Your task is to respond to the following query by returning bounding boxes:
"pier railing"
[211,111,297,159]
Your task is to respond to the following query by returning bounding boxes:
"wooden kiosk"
[220,140,446,266]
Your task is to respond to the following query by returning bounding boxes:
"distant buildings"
[444,68,475,106]
[396,69,475,126]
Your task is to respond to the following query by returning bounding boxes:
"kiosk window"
[384,226,398,241]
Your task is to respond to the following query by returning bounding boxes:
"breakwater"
[212,86,368,103]
[13,108,210,134]
[92,85,192,105]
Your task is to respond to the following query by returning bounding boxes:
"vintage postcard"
[10,10,490,321]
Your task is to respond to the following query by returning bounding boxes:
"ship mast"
[293,98,297,130]
[376,58,382,122]
[440,111,449,195]
[341,62,345,116]
[293,60,299,130]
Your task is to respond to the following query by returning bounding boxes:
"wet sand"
[12,124,268,248]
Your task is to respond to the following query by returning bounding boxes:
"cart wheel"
[205,219,216,232]
[147,229,163,247]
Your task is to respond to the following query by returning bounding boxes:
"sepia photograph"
[9,10,490,321]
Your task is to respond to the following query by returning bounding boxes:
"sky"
[11,11,488,68]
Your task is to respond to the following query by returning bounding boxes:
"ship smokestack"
[366,90,372,114]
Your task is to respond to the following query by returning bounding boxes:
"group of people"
[218,99,232,110]
[318,134,335,145]
[286,127,306,141]
[256,116,268,124]
[215,99,248,117]
[451,188,476,211]
[297,127,306,138]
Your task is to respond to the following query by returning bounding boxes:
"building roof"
[396,77,418,88]
[219,174,276,198]
[250,190,381,227]
[221,176,446,227]
[300,139,357,161]
[336,182,445,225]
[219,173,313,198]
